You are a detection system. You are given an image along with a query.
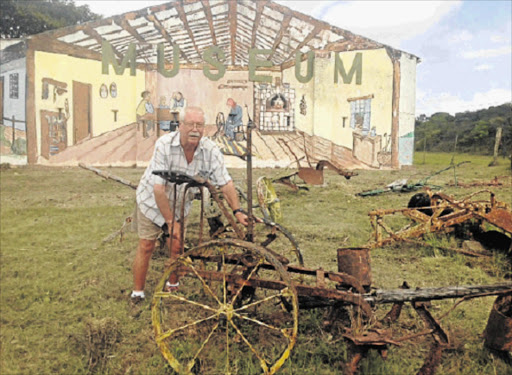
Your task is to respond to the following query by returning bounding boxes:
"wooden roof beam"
[228,0,237,65]
[117,18,146,44]
[83,25,125,60]
[200,0,217,46]
[250,0,268,48]
[284,25,324,63]
[146,14,192,64]
[267,13,292,62]
[175,0,202,60]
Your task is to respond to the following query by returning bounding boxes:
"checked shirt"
[136,131,231,227]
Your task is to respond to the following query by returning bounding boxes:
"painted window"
[9,73,19,99]
[350,98,371,135]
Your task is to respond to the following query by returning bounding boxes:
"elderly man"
[225,98,243,140]
[131,106,248,302]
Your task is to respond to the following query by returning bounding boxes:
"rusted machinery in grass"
[272,138,357,190]
[367,189,512,252]
[150,170,512,375]
[145,118,510,375]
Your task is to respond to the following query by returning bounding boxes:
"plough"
[150,168,511,373]
[80,135,511,373]
[367,188,512,250]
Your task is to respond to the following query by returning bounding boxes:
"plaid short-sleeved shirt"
[136,131,232,227]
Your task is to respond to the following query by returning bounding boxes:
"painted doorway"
[72,81,91,143]
[40,110,67,158]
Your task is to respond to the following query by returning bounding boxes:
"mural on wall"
[0,0,418,169]
[0,72,28,162]
[0,41,27,165]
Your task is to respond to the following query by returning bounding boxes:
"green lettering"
[295,51,315,83]
[334,52,362,84]
[202,46,226,81]
[248,49,273,83]
[102,41,136,76]
[157,43,180,78]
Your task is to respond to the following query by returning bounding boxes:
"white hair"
[179,106,207,123]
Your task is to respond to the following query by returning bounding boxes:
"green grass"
[1,153,511,374]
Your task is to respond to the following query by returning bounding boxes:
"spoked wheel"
[256,177,282,223]
[152,239,299,375]
[252,221,304,266]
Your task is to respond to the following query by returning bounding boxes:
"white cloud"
[76,1,168,17]
[474,64,492,71]
[461,46,512,59]
[417,88,512,115]
[490,34,507,43]
[447,30,473,44]
[311,0,462,48]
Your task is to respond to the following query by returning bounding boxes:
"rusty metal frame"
[367,189,512,249]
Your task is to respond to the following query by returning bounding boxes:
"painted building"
[0,40,27,164]
[0,0,419,169]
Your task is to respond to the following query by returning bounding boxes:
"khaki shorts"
[135,206,187,240]
[135,206,163,240]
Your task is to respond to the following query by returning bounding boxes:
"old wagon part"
[152,170,305,267]
[412,302,449,375]
[337,247,372,292]
[368,189,512,249]
[342,329,401,375]
[185,244,371,315]
[152,239,299,375]
[357,161,470,197]
[316,160,358,180]
[273,172,302,192]
[256,176,282,223]
[253,221,304,266]
[364,283,512,305]
[275,138,357,186]
[381,282,410,324]
[447,175,511,188]
[297,167,324,185]
[345,283,511,375]
[78,163,138,189]
[483,294,512,352]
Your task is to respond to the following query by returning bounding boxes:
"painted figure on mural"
[157,95,171,132]
[136,90,155,138]
[225,98,243,140]
[170,92,186,131]
[300,95,307,116]
[130,106,249,305]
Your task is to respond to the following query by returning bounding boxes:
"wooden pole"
[451,135,458,186]
[489,126,503,166]
[78,163,138,189]
[245,105,254,242]
[364,283,512,304]
[11,115,15,147]
[423,137,426,165]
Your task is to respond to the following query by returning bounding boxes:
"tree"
[414,103,512,155]
[0,0,101,39]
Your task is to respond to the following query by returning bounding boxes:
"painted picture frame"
[110,83,117,98]
[100,84,108,98]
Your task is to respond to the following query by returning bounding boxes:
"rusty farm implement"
[149,120,512,375]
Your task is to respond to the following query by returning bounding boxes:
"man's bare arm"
[220,180,249,226]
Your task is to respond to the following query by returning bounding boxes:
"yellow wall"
[34,51,145,153]
[283,48,393,150]
[146,69,281,125]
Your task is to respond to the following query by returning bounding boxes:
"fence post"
[11,115,15,146]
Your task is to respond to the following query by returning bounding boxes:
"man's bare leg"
[133,238,156,292]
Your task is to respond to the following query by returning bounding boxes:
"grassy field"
[1,152,511,374]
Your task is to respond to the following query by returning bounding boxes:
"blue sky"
[76,0,512,116]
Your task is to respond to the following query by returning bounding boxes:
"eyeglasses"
[183,122,205,129]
